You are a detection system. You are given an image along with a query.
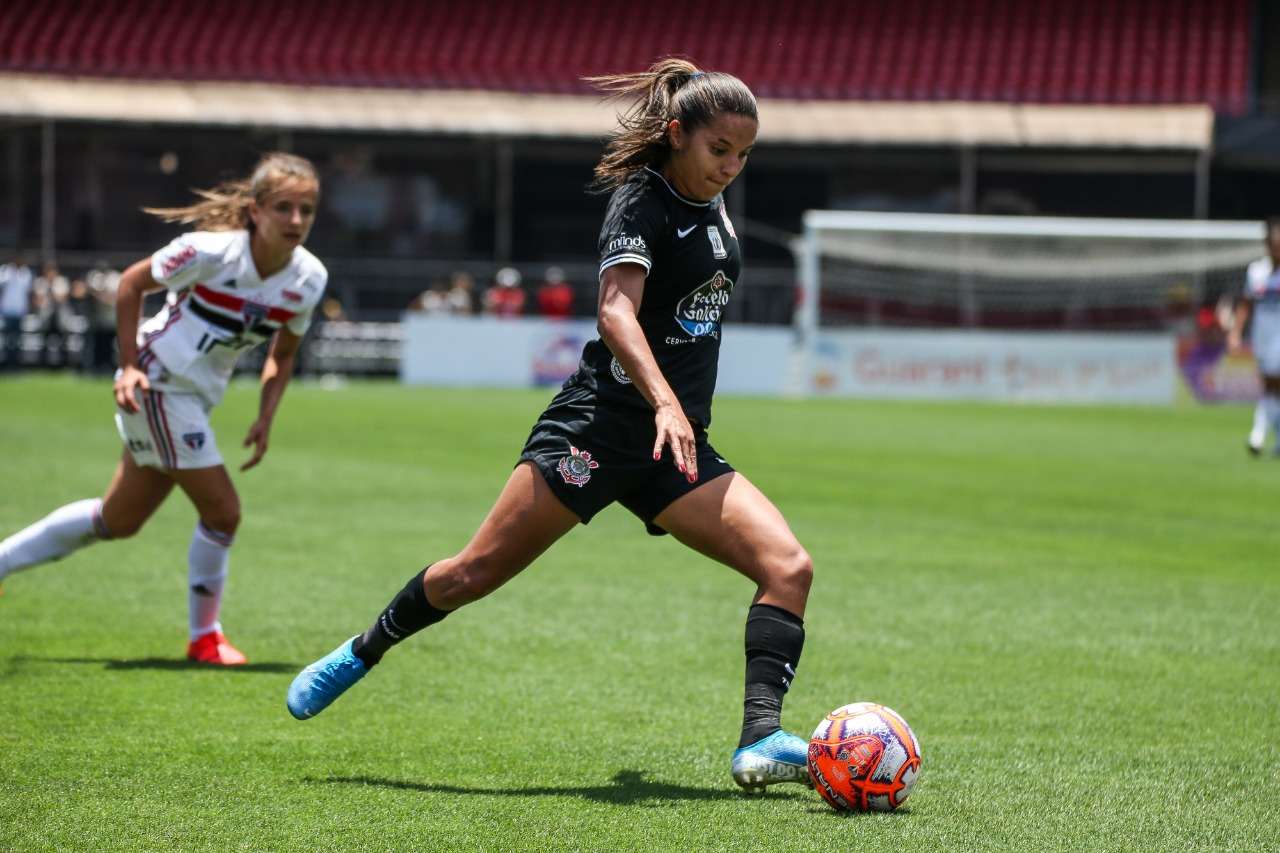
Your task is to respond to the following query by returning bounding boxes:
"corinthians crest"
[557,445,600,487]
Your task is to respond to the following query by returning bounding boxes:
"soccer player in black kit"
[288,58,813,793]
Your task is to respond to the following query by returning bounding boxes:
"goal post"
[790,211,1265,402]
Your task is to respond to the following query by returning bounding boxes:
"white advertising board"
[400,314,794,393]
[401,315,1175,404]
[807,329,1176,403]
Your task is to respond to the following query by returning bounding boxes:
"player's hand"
[240,419,271,471]
[653,403,698,483]
[113,365,150,413]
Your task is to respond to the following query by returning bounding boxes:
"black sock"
[739,603,805,748]
[351,566,451,668]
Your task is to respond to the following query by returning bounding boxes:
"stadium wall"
[401,315,1182,404]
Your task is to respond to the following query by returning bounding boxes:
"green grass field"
[1,373,1277,852]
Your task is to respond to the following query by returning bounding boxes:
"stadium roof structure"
[0,73,1215,150]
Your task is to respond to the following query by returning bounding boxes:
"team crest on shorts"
[182,432,206,451]
[609,356,632,385]
[557,445,600,487]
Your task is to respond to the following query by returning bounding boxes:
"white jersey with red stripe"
[140,230,327,406]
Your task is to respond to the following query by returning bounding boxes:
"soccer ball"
[807,702,922,812]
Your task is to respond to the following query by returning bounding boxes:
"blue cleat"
[287,636,368,720]
[731,730,811,793]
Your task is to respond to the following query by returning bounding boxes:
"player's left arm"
[241,327,303,471]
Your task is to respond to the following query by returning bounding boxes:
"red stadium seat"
[0,0,1254,113]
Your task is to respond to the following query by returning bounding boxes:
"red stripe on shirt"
[194,284,297,324]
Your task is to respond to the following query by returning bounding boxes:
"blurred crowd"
[407,265,580,320]
[0,253,589,376]
[1,254,121,371]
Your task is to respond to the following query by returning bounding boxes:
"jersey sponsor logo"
[282,290,303,302]
[609,356,632,384]
[159,245,197,277]
[557,445,600,487]
[606,234,647,254]
[182,431,206,451]
[676,224,697,239]
[706,226,727,260]
[719,205,737,240]
[674,270,734,338]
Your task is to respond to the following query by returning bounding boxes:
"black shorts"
[518,398,734,535]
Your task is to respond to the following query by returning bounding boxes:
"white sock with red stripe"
[188,521,232,640]
[0,498,108,581]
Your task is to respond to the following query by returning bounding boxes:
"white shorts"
[1253,335,1280,376]
[115,386,223,470]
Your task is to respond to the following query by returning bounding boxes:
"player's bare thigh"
[1264,374,1280,394]
[99,451,177,538]
[424,461,579,609]
[169,465,241,535]
[654,471,813,617]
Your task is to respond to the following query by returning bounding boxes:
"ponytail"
[144,152,319,232]
[589,57,757,192]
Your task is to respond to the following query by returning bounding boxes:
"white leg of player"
[187,522,232,640]
[0,498,104,581]
[1250,400,1269,451]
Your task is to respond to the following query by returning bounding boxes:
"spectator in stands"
[321,296,347,322]
[408,278,450,314]
[33,263,72,367]
[535,266,574,318]
[0,252,34,369]
[86,260,121,372]
[482,266,526,317]
[1230,216,1280,456]
[445,271,476,315]
[31,262,69,328]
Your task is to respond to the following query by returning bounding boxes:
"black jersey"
[565,166,742,427]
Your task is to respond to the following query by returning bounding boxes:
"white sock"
[1250,400,1268,449]
[0,498,106,581]
[188,521,232,640]
[1265,395,1280,448]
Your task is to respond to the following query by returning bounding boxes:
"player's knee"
[200,499,241,537]
[771,545,813,597]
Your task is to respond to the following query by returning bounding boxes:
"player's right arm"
[113,258,163,413]
[598,263,698,483]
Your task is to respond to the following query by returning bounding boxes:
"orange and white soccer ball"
[807,702,922,812]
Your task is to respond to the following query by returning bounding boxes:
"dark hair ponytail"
[588,57,757,192]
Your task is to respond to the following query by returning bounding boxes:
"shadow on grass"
[12,655,297,674]
[312,769,809,805]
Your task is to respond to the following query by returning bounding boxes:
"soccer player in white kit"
[0,153,328,664]
[1230,218,1280,456]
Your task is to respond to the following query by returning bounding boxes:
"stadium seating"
[0,0,1255,113]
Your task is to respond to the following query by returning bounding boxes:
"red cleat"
[186,630,248,666]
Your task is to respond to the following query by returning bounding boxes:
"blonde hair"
[588,57,758,192]
[145,152,319,232]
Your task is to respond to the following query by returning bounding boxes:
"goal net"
[795,212,1264,337]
